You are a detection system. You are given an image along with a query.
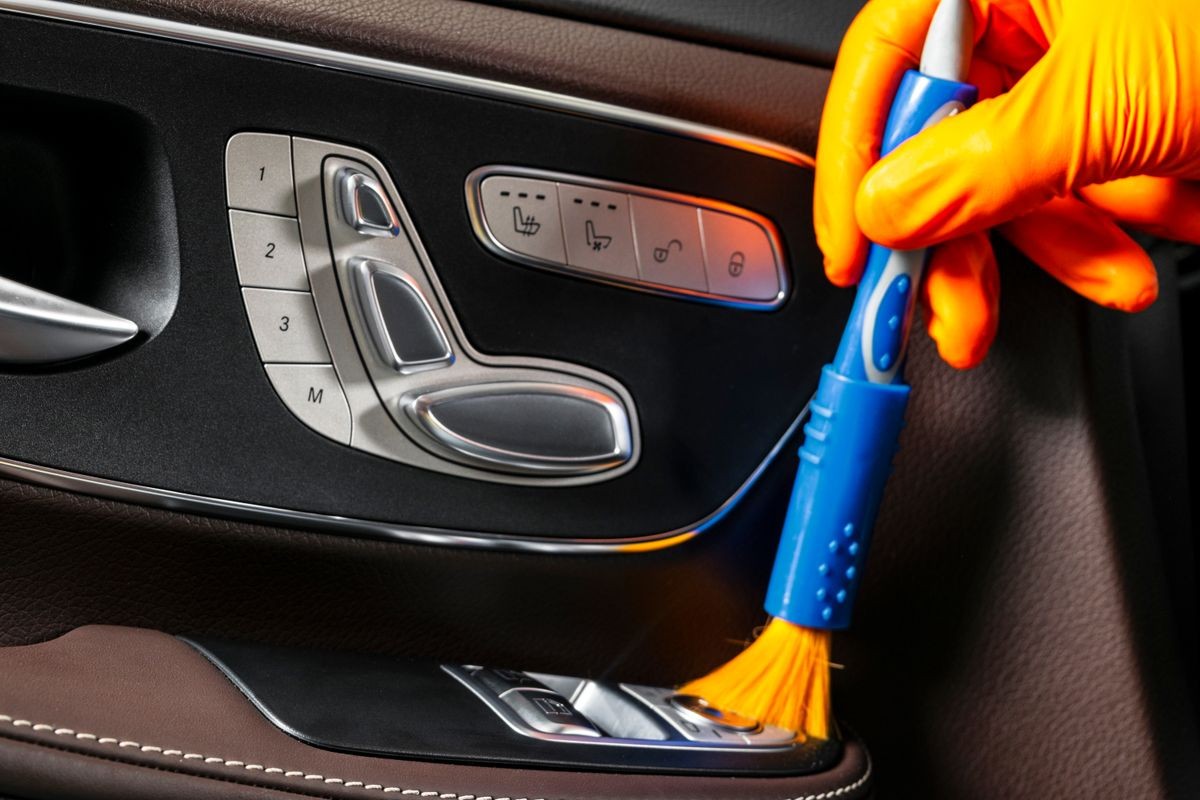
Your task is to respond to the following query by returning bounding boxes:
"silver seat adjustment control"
[405,382,633,476]
[348,257,452,373]
[337,167,401,237]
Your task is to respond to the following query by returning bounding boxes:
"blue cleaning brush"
[682,0,978,738]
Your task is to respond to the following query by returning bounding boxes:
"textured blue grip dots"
[765,367,910,630]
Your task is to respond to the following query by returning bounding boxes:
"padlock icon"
[727,250,746,277]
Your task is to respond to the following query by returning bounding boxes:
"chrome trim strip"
[0,400,806,555]
[0,0,814,169]
[465,166,789,311]
[0,0,815,553]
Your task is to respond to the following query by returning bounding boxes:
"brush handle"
[765,71,977,631]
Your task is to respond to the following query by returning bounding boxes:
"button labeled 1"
[241,288,330,363]
[700,210,782,302]
[478,176,566,264]
[558,185,636,280]
[226,133,296,216]
[264,364,352,444]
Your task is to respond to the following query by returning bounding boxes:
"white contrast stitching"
[786,749,873,800]
[0,711,871,800]
[0,713,545,798]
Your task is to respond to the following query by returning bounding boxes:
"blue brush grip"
[765,367,909,629]
[765,70,977,630]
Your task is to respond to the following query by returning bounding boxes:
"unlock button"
[630,196,707,292]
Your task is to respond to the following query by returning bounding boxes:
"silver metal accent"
[621,684,796,746]
[405,382,632,476]
[0,0,817,551]
[0,1,812,171]
[466,166,789,310]
[0,276,138,364]
[668,694,760,733]
[0,397,807,555]
[347,257,453,373]
[443,666,794,751]
[336,168,401,237]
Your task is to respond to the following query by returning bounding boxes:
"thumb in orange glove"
[814,0,1200,369]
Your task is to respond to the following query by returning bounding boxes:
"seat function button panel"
[227,134,639,485]
[467,166,787,308]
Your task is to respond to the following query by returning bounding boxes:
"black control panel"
[0,9,850,542]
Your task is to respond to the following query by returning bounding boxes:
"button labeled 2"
[229,210,308,290]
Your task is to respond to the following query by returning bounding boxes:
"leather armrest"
[0,626,872,800]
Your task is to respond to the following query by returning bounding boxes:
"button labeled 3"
[478,176,566,264]
[242,288,330,363]
[630,197,706,292]
[264,364,352,444]
[558,185,636,279]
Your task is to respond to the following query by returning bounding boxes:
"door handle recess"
[0,276,138,364]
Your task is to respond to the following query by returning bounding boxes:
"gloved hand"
[814,0,1200,368]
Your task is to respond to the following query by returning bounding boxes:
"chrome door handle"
[0,276,138,364]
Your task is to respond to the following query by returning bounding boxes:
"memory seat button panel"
[467,166,788,308]
[225,134,640,485]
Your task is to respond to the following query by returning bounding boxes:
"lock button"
[699,209,782,302]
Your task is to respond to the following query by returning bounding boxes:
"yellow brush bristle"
[679,618,831,740]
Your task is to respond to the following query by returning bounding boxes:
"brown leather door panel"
[0,1,1196,798]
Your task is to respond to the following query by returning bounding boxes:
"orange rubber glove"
[814,0,1200,368]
